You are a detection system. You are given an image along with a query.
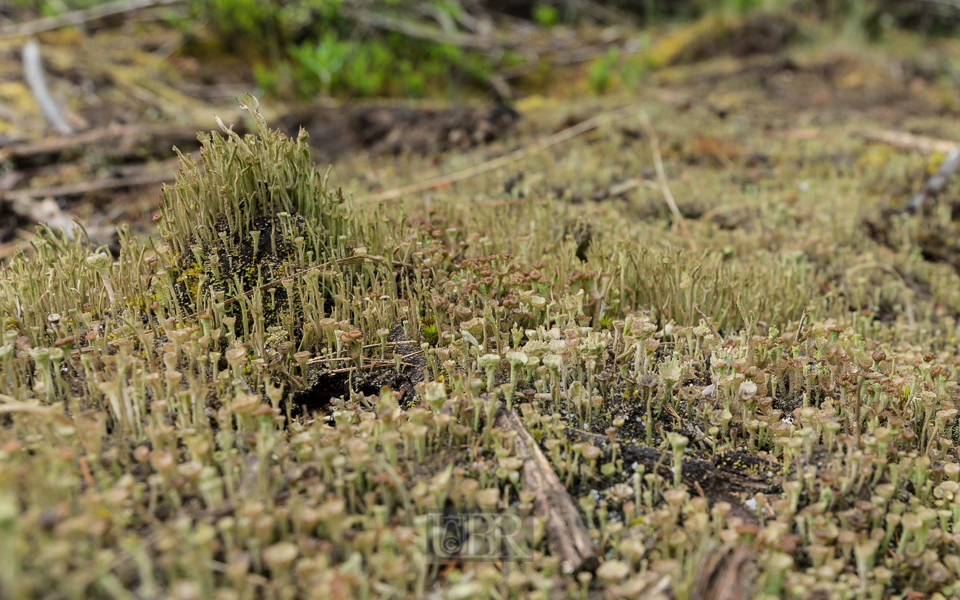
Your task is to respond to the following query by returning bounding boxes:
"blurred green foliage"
[532,3,559,27]
[13,0,960,100]
[588,47,618,94]
[187,0,502,98]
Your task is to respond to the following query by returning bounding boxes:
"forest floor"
[4,6,960,599]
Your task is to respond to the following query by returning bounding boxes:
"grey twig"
[22,39,74,136]
[1,0,184,38]
[906,147,960,214]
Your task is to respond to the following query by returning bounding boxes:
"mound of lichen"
[3,98,960,600]
[158,99,373,351]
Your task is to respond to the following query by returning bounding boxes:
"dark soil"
[864,198,960,277]
[293,325,426,414]
[676,13,798,65]
[173,213,303,325]
[278,104,521,164]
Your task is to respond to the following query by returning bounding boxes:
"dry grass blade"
[358,104,638,204]
[638,109,687,236]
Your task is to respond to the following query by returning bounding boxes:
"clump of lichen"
[160,97,346,257]
[157,97,373,344]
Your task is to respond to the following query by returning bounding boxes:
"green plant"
[288,31,351,95]
[185,0,505,99]
[533,3,560,27]
[589,47,619,94]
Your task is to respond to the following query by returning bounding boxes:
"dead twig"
[0,124,200,164]
[906,147,960,214]
[638,109,686,235]
[858,128,958,154]
[322,361,419,374]
[22,39,74,136]
[359,104,637,204]
[494,408,599,575]
[694,304,721,340]
[344,9,507,52]
[794,308,809,342]
[591,176,657,201]
[2,170,175,202]
[1,0,184,38]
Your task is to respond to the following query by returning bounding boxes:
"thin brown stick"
[357,104,637,204]
[360,340,419,350]
[694,304,721,340]
[794,308,809,342]
[77,455,96,486]
[494,408,599,574]
[2,170,174,202]
[322,361,419,374]
[0,124,199,163]
[0,0,185,38]
[305,355,399,367]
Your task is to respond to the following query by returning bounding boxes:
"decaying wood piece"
[22,39,74,136]
[906,147,960,214]
[689,544,755,600]
[495,409,600,575]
